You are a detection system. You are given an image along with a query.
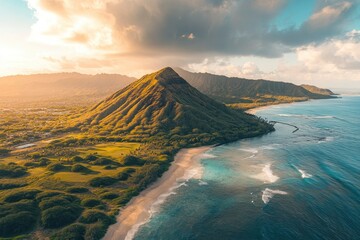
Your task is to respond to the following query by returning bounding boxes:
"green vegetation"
[0,164,27,178]
[0,211,37,237]
[0,148,10,156]
[89,177,118,187]
[81,198,102,208]
[227,95,309,110]
[79,210,113,225]
[0,67,275,239]
[122,155,144,166]
[0,200,39,237]
[42,205,82,228]
[4,189,40,203]
[100,192,119,200]
[51,223,86,240]
[47,163,66,172]
[84,223,108,240]
[75,67,272,145]
[71,164,91,173]
[301,84,335,96]
[67,187,89,193]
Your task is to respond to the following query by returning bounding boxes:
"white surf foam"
[313,115,334,119]
[278,113,305,117]
[125,181,188,240]
[260,144,281,150]
[278,114,335,120]
[198,180,208,186]
[125,162,204,240]
[201,153,217,159]
[239,148,259,154]
[318,136,334,143]
[262,188,288,204]
[262,164,279,183]
[298,169,312,178]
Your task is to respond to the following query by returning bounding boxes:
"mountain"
[76,67,273,143]
[174,68,335,109]
[301,84,336,96]
[0,73,136,105]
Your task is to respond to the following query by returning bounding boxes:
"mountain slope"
[174,68,335,108]
[301,84,336,96]
[0,73,136,105]
[77,67,273,142]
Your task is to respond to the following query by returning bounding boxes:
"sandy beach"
[246,101,304,115]
[103,146,212,240]
[246,105,272,115]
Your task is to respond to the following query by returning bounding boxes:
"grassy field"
[78,142,141,159]
[227,95,309,110]
[0,118,166,240]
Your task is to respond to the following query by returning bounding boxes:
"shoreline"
[103,146,213,240]
[246,96,340,115]
[245,101,304,115]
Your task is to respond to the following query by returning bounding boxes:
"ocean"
[133,96,360,240]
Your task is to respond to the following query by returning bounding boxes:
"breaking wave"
[298,169,312,179]
[262,188,288,204]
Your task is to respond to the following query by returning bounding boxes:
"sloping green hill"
[76,67,273,143]
[174,68,335,109]
[301,84,336,96]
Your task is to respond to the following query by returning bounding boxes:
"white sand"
[103,146,212,240]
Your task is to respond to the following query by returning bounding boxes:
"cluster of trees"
[0,148,10,156]
[0,188,115,239]
[0,163,27,178]
[24,157,51,168]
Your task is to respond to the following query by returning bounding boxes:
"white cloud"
[308,1,351,30]
[28,0,120,50]
[297,30,360,71]
[187,30,360,88]
[181,33,195,40]
[188,59,265,79]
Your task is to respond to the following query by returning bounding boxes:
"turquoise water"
[134,96,360,240]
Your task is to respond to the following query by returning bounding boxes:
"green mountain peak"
[75,68,273,142]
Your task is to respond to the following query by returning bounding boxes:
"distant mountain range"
[75,67,273,143]
[0,69,335,109]
[174,68,336,109]
[0,73,135,105]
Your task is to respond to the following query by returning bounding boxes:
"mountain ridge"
[301,84,336,96]
[0,72,136,105]
[76,67,273,143]
[174,68,335,109]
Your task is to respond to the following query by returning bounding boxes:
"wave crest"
[262,188,288,204]
[298,169,312,178]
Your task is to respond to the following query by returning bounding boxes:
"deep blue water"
[134,96,360,240]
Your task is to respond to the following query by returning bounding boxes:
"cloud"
[188,59,265,79]
[297,30,360,71]
[272,1,354,46]
[181,33,195,40]
[24,0,359,79]
[28,0,119,50]
[187,29,360,88]
[28,0,356,56]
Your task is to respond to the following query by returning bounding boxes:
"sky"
[0,0,360,88]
